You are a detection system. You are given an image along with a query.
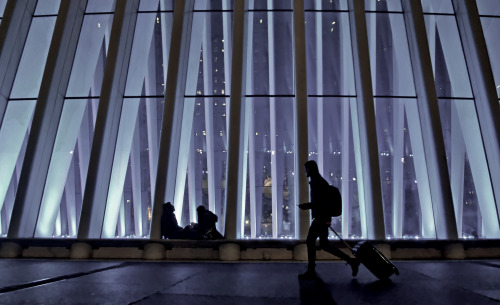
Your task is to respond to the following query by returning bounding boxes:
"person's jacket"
[302,173,331,221]
[161,204,183,238]
[197,210,218,232]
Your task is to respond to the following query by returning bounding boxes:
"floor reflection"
[299,275,337,305]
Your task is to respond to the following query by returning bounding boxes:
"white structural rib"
[78,0,140,238]
[347,0,385,239]
[453,0,500,238]
[150,0,194,239]
[8,1,88,238]
[294,0,311,239]
[402,0,457,239]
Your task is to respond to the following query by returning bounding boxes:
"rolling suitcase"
[330,227,399,280]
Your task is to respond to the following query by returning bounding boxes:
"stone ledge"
[1,239,500,260]
[93,247,143,259]
[23,246,70,258]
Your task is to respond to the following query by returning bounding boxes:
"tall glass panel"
[304,0,348,10]
[242,98,295,239]
[0,3,59,236]
[66,14,115,97]
[423,14,472,98]
[9,17,57,98]
[304,5,361,239]
[438,99,496,238]
[477,0,500,16]
[35,98,98,237]
[245,10,294,96]
[307,98,362,239]
[0,0,7,18]
[366,10,415,96]
[102,5,173,239]
[0,100,35,236]
[242,4,295,239]
[168,6,232,237]
[125,12,174,97]
[374,98,435,239]
[35,0,61,15]
[480,14,500,98]
[424,11,498,238]
[103,98,164,238]
[420,0,453,14]
[85,0,115,13]
[366,5,434,239]
[304,11,355,96]
[35,8,115,237]
[249,0,292,10]
[178,97,229,232]
[365,0,402,12]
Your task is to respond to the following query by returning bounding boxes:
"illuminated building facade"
[0,0,499,241]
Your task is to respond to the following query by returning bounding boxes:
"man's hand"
[298,203,307,210]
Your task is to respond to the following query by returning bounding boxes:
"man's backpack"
[326,185,342,217]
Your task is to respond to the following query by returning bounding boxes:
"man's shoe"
[298,269,318,280]
[349,259,360,277]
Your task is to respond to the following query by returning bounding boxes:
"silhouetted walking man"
[298,160,360,279]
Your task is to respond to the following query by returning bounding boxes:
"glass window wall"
[479,1,500,99]
[0,1,60,236]
[242,97,295,239]
[423,3,498,239]
[35,3,116,238]
[304,3,361,239]
[168,3,233,237]
[0,0,6,19]
[241,2,295,239]
[102,2,172,238]
[366,1,435,239]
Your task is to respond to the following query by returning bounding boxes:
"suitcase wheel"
[393,266,400,276]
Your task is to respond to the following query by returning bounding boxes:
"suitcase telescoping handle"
[329,226,354,253]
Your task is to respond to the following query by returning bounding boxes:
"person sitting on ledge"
[193,205,225,240]
[160,202,184,239]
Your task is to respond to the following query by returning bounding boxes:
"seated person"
[160,202,184,239]
[193,206,224,240]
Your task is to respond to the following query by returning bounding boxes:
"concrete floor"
[0,259,498,304]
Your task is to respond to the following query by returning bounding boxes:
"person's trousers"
[306,218,351,269]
